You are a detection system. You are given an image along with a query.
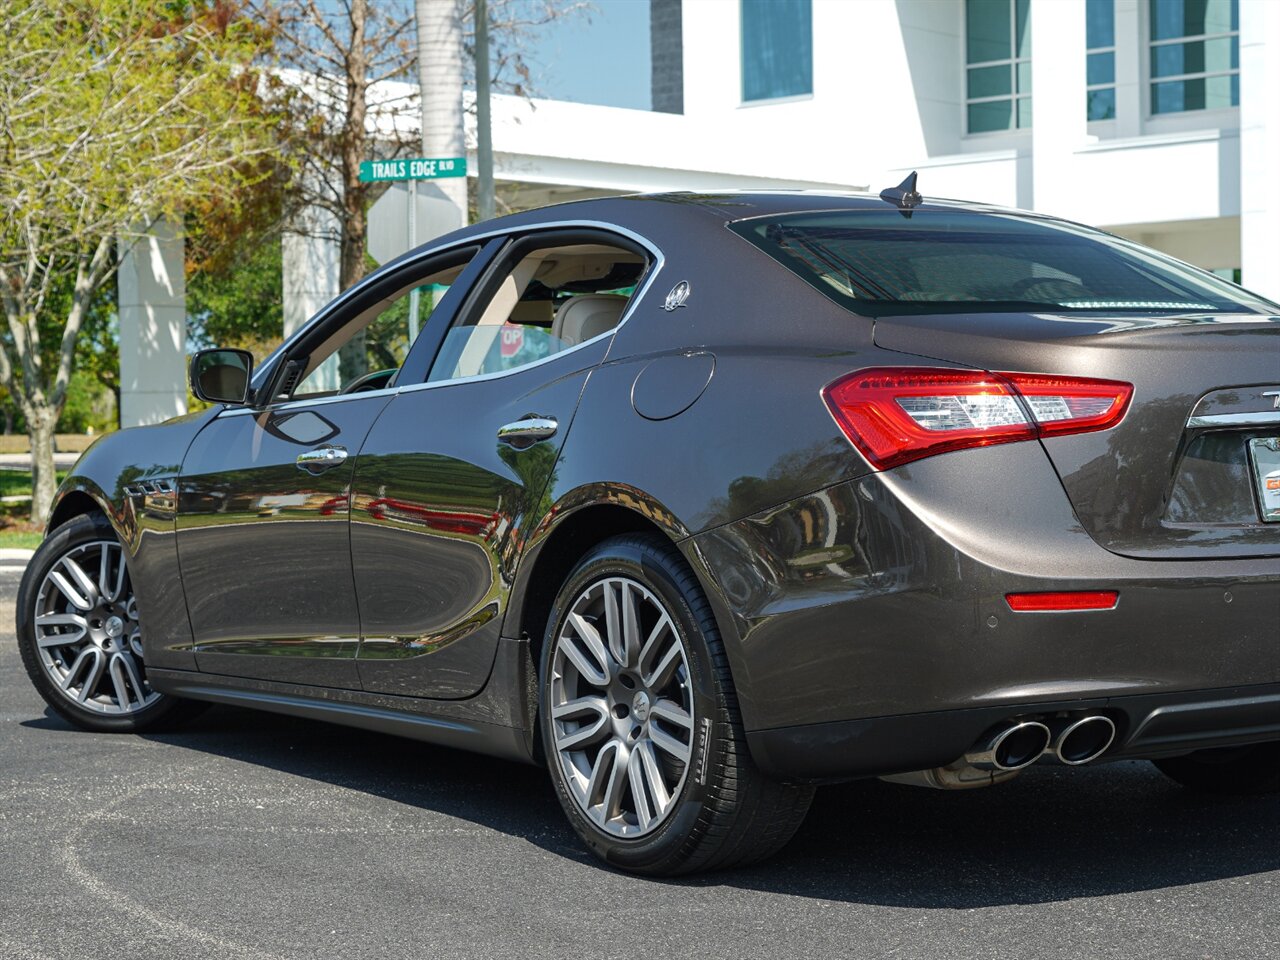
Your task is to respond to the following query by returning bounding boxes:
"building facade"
[485,0,1280,300]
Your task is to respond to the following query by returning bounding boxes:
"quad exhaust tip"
[966,720,1052,771]
[1051,714,1117,765]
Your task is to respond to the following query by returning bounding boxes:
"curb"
[0,548,35,564]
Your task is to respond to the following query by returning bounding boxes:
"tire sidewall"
[538,536,723,872]
[16,513,175,732]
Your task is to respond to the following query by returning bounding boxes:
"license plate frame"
[1247,437,1280,522]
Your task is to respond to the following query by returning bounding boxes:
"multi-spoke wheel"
[17,513,203,732]
[539,534,814,876]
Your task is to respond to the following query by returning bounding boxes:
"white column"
[1030,0,1089,216]
[282,202,341,390]
[117,219,187,427]
[1240,0,1280,301]
[416,0,468,235]
[1112,0,1143,138]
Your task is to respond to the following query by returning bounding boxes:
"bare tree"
[0,0,277,523]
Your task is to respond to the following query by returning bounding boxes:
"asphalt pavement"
[0,560,1276,960]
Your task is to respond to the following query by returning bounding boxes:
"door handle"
[296,444,348,474]
[497,416,558,447]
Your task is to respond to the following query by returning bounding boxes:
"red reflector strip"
[1005,591,1119,612]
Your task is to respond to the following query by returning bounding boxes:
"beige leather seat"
[552,294,629,346]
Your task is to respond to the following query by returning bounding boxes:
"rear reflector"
[1005,591,1119,612]
[822,367,1132,469]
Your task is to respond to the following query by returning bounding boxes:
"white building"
[120,0,1280,424]
[485,0,1278,298]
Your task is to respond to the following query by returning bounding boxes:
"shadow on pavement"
[26,702,1280,907]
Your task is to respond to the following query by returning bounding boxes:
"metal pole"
[407,179,420,342]
[475,0,495,221]
[416,0,467,226]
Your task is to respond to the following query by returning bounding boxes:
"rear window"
[730,208,1277,316]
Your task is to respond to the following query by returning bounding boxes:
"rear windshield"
[730,209,1277,316]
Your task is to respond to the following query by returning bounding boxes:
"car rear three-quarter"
[675,199,1280,792]
[13,191,1279,878]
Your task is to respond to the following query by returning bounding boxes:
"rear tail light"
[822,367,1132,469]
[1006,591,1119,612]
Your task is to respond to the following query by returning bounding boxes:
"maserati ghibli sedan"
[17,184,1280,875]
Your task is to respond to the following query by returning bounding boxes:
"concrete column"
[117,219,187,427]
[282,202,341,390]
[416,0,468,235]
[1239,0,1280,301]
[1112,0,1143,138]
[1030,0,1089,216]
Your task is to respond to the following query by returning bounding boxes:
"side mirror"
[189,348,254,405]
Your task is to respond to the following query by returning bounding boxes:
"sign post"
[359,156,467,341]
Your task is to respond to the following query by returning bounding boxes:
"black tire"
[16,512,206,733]
[538,533,813,875]
[1152,742,1280,795]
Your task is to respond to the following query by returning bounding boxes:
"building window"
[741,0,812,102]
[1150,0,1238,114]
[965,0,1031,133]
[1087,0,1116,119]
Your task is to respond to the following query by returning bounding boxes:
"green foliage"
[188,233,285,351]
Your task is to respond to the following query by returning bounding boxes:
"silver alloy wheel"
[550,576,696,838]
[33,539,159,715]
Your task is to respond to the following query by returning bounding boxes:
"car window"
[426,240,647,384]
[730,209,1279,316]
[289,258,472,400]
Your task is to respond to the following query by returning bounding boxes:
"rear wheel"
[538,533,813,875]
[16,513,205,733]
[1152,742,1280,795]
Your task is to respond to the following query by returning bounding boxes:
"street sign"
[359,156,467,183]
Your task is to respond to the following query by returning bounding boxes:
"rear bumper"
[746,683,1280,781]
[689,442,1280,743]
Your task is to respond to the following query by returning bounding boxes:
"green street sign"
[358,156,467,183]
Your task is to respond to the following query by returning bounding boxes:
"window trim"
[234,221,665,417]
[1145,0,1240,118]
[963,0,1032,136]
[413,225,662,390]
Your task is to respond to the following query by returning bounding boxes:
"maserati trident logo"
[663,280,690,312]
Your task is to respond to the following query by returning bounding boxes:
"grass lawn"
[0,469,68,550]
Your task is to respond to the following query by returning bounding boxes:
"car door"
[176,242,494,687]
[351,227,655,699]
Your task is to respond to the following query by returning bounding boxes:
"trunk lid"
[873,311,1280,559]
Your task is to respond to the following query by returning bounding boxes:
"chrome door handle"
[497,416,558,446]
[296,444,348,474]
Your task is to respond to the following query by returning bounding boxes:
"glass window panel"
[1016,96,1032,127]
[966,0,1011,62]
[1152,36,1237,77]
[968,64,1012,99]
[1016,60,1032,93]
[1231,71,1239,105]
[1153,74,1237,113]
[1152,79,1185,113]
[969,99,1014,132]
[1087,52,1115,85]
[1015,0,1031,57]
[1087,86,1117,120]
[1087,0,1115,48]
[741,0,813,101]
[1150,0,1236,40]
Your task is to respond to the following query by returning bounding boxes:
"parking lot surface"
[0,563,1276,960]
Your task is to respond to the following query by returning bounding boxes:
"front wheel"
[16,513,205,733]
[538,533,813,875]
[1152,742,1280,795]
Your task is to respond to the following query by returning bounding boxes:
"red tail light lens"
[822,367,1132,470]
[1006,591,1119,612]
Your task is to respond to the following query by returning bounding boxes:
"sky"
[519,0,652,110]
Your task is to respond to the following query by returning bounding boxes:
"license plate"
[1247,437,1280,522]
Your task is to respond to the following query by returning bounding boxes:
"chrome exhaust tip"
[1052,715,1116,765]
[965,720,1052,771]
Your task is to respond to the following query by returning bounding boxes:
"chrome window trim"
[226,219,664,420]
[1187,411,1280,429]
